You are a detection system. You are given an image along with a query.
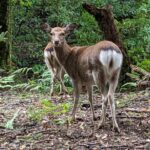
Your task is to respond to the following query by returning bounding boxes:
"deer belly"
[79,69,94,83]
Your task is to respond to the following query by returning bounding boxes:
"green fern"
[28,99,71,122]
[0,31,7,42]
[0,75,15,90]
[120,82,137,91]
[0,67,33,90]
[0,66,72,93]
[0,75,15,84]
[12,67,32,75]
[5,109,20,129]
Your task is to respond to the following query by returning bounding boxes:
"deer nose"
[55,41,59,45]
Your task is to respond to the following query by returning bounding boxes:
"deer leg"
[98,94,108,128]
[98,84,108,128]
[50,72,55,96]
[56,69,63,95]
[45,58,54,96]
[71,80,80,121]
[59,68,68,94]
[87,85,96,121]
[108,70,120,132]
[92,71,108,128]
[56,68,67,95]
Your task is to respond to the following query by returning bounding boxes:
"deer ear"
[41,23,51,33]
[65,23,77,34]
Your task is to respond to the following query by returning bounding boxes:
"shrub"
[138,60,150,72]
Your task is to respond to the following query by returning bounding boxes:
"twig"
[116,116,148,119]
[34,139,52,144]
[130,64,150,77]
[137,81,150,89]
[117,111,149,119]
[32,129,58,135]
[78,143,133,149]
[132,139,150,145]
[135,96,149,102]
[125,108,150,113]
[100,145,133,149]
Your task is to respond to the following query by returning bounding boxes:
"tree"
[0,0,9,67]
[83,3,131,83]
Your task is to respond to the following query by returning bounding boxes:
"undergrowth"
[28,98,71,124]
[0,65,73,93]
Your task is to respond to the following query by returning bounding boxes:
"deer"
[43,42,68,95]
[43,23,123,132]
[42,23,86,96]
[43,41,87,95]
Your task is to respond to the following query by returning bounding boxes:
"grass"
[116,92,137,108]
[27,98,71,124]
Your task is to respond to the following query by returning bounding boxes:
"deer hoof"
[98,122,104,129]
[93,115,97,121]
[70,116,76,123]
[113,126,120,133]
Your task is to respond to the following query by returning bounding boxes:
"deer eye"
[50,33,53,36]
[60,33,65,36]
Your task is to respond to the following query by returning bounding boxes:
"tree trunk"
[83,3,130,83]
[0,0,9,67]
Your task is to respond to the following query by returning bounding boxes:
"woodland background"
[0,0,150,92]
[0,1,150,149]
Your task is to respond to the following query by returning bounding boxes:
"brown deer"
[44,41,87,95]
[44,42,67,95]
[43,23,123,132]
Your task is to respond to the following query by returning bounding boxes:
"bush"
[138,60,150,72]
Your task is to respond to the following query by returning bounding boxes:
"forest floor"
[0,89,150,150]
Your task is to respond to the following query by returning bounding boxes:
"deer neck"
[54,41,71,66]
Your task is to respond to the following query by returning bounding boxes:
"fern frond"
[0,31,7,42]
[0,75,15,84]
[12,67,32,75]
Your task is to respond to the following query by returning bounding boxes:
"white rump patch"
[44,50,51,58]
[99,50,123,71]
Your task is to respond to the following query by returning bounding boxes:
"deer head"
[42,23,76,47]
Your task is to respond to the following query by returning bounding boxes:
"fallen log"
[130,64,150,78]
[137,81,150,89]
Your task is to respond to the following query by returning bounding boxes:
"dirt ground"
[0,89,150,150]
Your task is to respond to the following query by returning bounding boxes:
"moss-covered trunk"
[83,3,131,84]
[0,0,9,67]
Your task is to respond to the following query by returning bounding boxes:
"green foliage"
[121,63,149,91]
[2,0,149,88]
[120,82,137,91]
[28,98,71,122]
[9,0,150,70]
[5,109,20,129]
[64,74,72,87]
[75,12,102,45]
[10,0,103,67]
[138,60,150,72]
[0,74,15,85]
[0,67,39,91]
[12,67,32,76]
[0,31,7,42]
[0,65,73,93]
[116,92,137,108]
[0,67,40,91]
[117,0,150,64]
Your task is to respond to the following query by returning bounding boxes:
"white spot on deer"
[44,50,51,58]
[99,50,123,72]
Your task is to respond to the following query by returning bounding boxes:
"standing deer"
[44,41,87,95]
[43,23,123,132]
[44,42,67,95]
